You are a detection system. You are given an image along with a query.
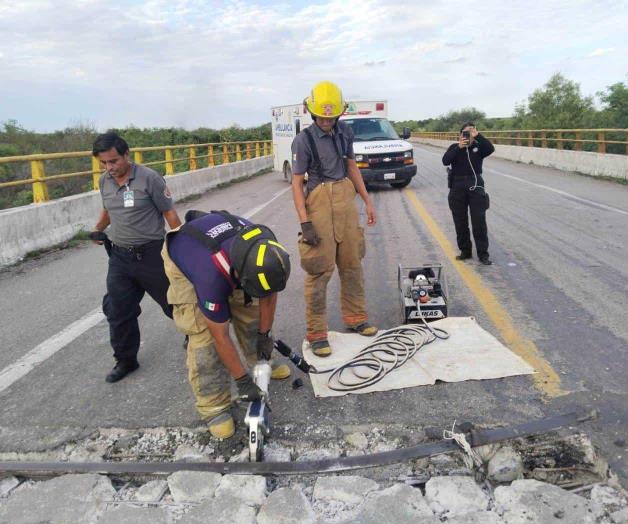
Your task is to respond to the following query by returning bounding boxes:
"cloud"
[586,48,615,57]
[0,0,625,130]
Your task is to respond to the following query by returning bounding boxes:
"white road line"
[0,310,105,393]
[487,169,628,217]
[412,144,628,217]
[243,186,291,219]
[0,184,292,394]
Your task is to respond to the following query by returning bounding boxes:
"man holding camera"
[442,123,495,265]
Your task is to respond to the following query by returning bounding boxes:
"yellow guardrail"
[0,140,273,204]
[411,129,628,155]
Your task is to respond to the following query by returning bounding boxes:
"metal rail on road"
[0,140,273,205]
[412,128,628,155]
[0,411,595,477]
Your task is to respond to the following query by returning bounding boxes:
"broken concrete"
[134,479,168,502]
[345,432,368,450]
[494,479,596,523]
[313,475,379,505]
[488,446,524,483]
[425,476,489,517]
[167,471,221,503]
[257,487,317,524]
[215,474,267,507]
[0,476,19,498]
[178,495,257,524]
[351,484,437,524]
[98,504,168,524]
[0,474,114,524]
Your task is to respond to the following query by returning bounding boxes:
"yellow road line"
[404,189,565,398]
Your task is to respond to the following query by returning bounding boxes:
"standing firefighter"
[92,132,182,383]
[162,211,291,439]
[442,123,495,265]
[291,80,378,357]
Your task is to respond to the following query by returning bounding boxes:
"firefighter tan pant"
[162,241,259,421]
[298,177,368,342]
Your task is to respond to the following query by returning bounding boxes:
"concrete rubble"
[0,470,625,523]
[0,428,626,523]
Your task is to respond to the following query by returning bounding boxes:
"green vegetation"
[0,122,271,209]
[393,74,627,154]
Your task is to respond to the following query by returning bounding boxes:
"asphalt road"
[0,144,626,482]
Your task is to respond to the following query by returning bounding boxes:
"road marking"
[0,184,291,394]
[244,186,291,219]
[487,169,628,217]
[0,310,105,394]
[404,188,566,397]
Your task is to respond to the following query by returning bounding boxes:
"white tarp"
[302,317,536,398]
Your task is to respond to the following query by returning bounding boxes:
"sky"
[0,0,626,132]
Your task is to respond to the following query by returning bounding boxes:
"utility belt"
[112,239,163,256]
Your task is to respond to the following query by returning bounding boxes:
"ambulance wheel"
[283,162,293,184]
[390,179,411,189]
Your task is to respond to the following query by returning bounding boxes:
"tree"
[597,82,628,128]
[513,73,595,129]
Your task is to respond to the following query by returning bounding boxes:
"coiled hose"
[313,316,450,392]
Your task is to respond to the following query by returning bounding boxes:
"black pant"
[102,240,172,362]
[448,187,489,258]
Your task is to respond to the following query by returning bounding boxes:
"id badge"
[123,190,134,208]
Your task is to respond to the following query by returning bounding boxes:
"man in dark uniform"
[442,123,495,265]
[92,132,182,383]
[162,211,291,439]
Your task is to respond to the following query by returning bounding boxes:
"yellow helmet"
[305,81,347,119]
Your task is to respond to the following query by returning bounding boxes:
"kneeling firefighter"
[162,210,291,439]
[291,80,378,357]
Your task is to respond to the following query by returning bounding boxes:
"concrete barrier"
[411,138,628,180]
[0,156,273,267]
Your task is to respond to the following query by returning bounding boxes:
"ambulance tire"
[390,179,411,189]
[283,162,293,184]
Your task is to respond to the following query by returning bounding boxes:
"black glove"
[236,374,263,402]
[256,330,274,360]
[300,221,320,246]
[89,231,108,243]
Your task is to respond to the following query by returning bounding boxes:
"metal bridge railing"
[411,129,628,155]
[0,140,273,205]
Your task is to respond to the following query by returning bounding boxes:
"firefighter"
[162,210,291,439]
[291,81,378,357]
[442,123,495,265]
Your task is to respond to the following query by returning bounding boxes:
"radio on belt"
[398,263,449,323]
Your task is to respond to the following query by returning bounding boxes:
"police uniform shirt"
[442,134,495,188]
[167,213,253,323]
[291,121,355,193]
[99,163,174,247]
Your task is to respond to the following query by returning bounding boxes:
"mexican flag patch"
[204,301,219,312]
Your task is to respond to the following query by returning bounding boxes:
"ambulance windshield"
[342,118,400,142]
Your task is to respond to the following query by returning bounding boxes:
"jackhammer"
[243,340,314,462]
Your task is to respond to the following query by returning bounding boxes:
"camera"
[462,130,470,139]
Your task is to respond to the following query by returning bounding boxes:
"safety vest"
[179,210,244,289]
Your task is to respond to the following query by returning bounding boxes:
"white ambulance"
[271,100,417,188]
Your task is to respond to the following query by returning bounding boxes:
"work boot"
[479,255,493,265]
[310,339,332,357]
[348,322,378,337]
[105,359,139,383]
[208,412,235,440]
[271,363,291,380]
[456,251,472,260]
